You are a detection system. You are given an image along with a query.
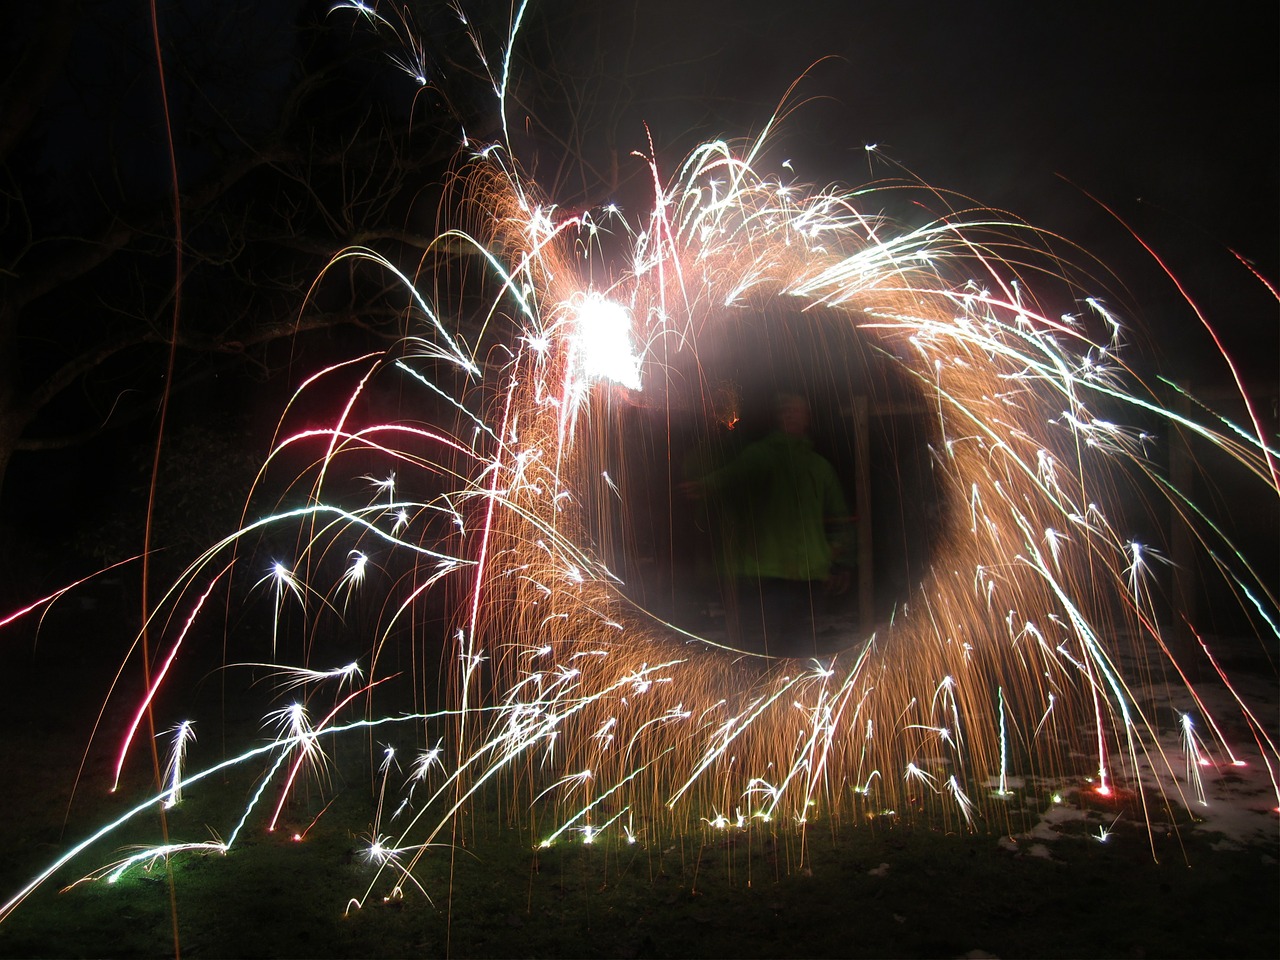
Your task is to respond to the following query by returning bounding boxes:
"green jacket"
[702,431,852,582]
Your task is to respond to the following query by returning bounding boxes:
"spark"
[256,561,307,651]
[340,551,369,593]
[1094,812,1124,844]
[161,721,195,809]
[364,472,396,504]
[1180,713,1212,807]
[239,661,362,694]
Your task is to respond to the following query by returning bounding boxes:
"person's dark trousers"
[734,577,817,657]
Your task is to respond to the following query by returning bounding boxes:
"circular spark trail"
[3,102,1277,923]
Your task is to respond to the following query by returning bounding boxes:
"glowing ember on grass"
[2,3,1277,925]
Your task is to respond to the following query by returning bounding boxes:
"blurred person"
[683,391,853,656]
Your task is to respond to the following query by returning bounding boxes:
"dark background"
[1,0,1275,610]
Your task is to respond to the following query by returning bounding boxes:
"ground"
[0,598,1276,959]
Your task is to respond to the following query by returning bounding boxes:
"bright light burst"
[569,292,643,391]
[2,4,1278,926]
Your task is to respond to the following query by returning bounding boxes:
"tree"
[0,0,500,549]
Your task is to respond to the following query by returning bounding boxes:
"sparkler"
[2,2,1277,928]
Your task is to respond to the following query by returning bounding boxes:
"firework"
[2,7,1277,927]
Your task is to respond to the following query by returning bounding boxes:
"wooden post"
[853,395,874,634]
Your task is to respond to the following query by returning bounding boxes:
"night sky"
[30,2,1280,305]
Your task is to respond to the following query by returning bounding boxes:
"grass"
[3,731,1277,958]
[1,605,1277,958]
